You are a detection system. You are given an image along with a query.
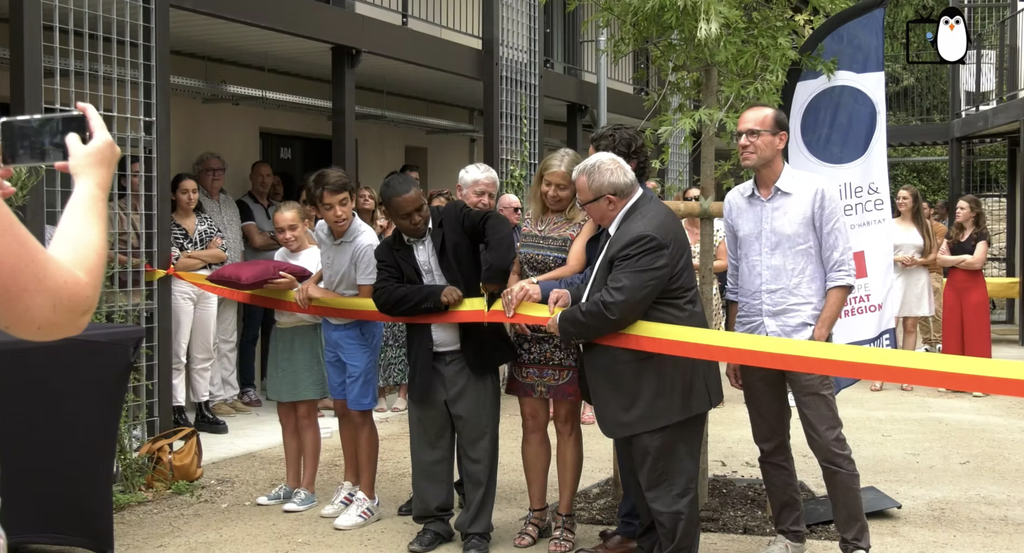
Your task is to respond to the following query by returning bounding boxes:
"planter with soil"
[573,475,840,541]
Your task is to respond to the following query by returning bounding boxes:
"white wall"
[170,56,477,199]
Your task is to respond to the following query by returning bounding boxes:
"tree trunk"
[696,64,719,509]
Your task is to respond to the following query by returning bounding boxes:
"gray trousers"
[740,367,871,553]
[410,351,500,540]
[618,412,706,553]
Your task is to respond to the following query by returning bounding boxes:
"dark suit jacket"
[558,192,724,439]
[373,200,517,400]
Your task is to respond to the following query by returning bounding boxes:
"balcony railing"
[885,52,950,124]
[542,0,651,93]
[959,6,1023,116]
[351,0,482,38]
[316,0,652,90]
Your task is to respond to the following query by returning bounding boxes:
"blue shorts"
[322,319,383,411]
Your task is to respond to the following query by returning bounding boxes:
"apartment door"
[404,145,429,191]
[260,132,333,201]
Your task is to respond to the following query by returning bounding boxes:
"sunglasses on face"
[683,196,700,202]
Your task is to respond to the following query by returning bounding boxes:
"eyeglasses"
[576,195,606,210]
[512,207,522,213]
[730,129,781,143]
[683,196,700,202]
[201,168,226,176]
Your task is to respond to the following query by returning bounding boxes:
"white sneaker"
[332,491,381,530]
[917,346,931,353]
[319,482,359,518]
[759,534,807,553]
[787,391,796,408]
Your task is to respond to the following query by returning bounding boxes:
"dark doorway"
[404,145,429,191]
[260,132,333,202]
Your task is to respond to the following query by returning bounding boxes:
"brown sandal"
[514,506,551,548]
[549,511,576,553]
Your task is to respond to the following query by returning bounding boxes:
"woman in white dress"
[872,184,935,392]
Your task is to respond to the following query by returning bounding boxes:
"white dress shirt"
[581,186,644,302]
[404,218,461,352]
[556,186,644,328]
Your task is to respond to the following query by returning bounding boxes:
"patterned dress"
[376,228,409,388]
[505,213,588,400]
[687,220,726,331]
[378,322,408,387]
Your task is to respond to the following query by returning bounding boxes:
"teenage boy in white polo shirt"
[294,167,384,530]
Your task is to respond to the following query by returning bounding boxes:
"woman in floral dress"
[505,149,598,552]
[678,186,727,331]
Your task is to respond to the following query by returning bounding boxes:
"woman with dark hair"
[427,188,453,207]
[169,173,230,431]
[873,184,935,392]
[937,195,991,397]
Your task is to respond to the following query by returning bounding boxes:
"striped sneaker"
[320,482,359,518]
[332,491,381,530]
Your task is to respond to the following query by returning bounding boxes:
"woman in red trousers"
[936,195,991,397]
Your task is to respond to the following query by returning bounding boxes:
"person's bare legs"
[899,317,920,391]
[516,396,551,547]
[335,399,360,487]
[278,402,301,489]
[296,400,321,493]
[351,408,378,499]
[398,383,408,400]
[551,399,583,514]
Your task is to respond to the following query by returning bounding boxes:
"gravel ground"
[112,365,1024,553]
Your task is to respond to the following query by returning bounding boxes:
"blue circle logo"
[799,85,877,165]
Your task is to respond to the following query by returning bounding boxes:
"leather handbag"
[136,427,204,490]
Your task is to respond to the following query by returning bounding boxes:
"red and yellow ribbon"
[146,269,1024,398]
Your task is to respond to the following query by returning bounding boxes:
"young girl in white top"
[255,202,328,512]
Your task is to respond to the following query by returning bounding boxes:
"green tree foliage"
[888,145,948,205]
[578,0,852,185]
[884,0,950,124]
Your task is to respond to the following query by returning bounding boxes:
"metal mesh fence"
[499,0,541,197]
[962,141,1011,322]
[41,0,159,445]
[665,94,691,199]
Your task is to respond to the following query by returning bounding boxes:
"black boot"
[172,406,193,428]
[194,400,228,435]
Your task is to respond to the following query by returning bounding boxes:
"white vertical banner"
[783,1,895,391]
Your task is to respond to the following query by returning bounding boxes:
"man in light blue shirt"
[723,104,869,553]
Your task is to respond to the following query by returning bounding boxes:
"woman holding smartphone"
[169,173,229,432]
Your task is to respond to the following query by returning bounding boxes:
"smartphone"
[0,111,90,167]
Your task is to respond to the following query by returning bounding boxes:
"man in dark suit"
[501,125,656,553]
[546,152,723,553]
[373,173,515,553]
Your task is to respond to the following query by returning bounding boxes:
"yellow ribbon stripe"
[144,270,1024,398]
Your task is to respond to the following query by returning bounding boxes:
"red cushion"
[207,259,313,291]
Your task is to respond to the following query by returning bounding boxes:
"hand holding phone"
[54,102,121,186]
[0,102,120,198]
